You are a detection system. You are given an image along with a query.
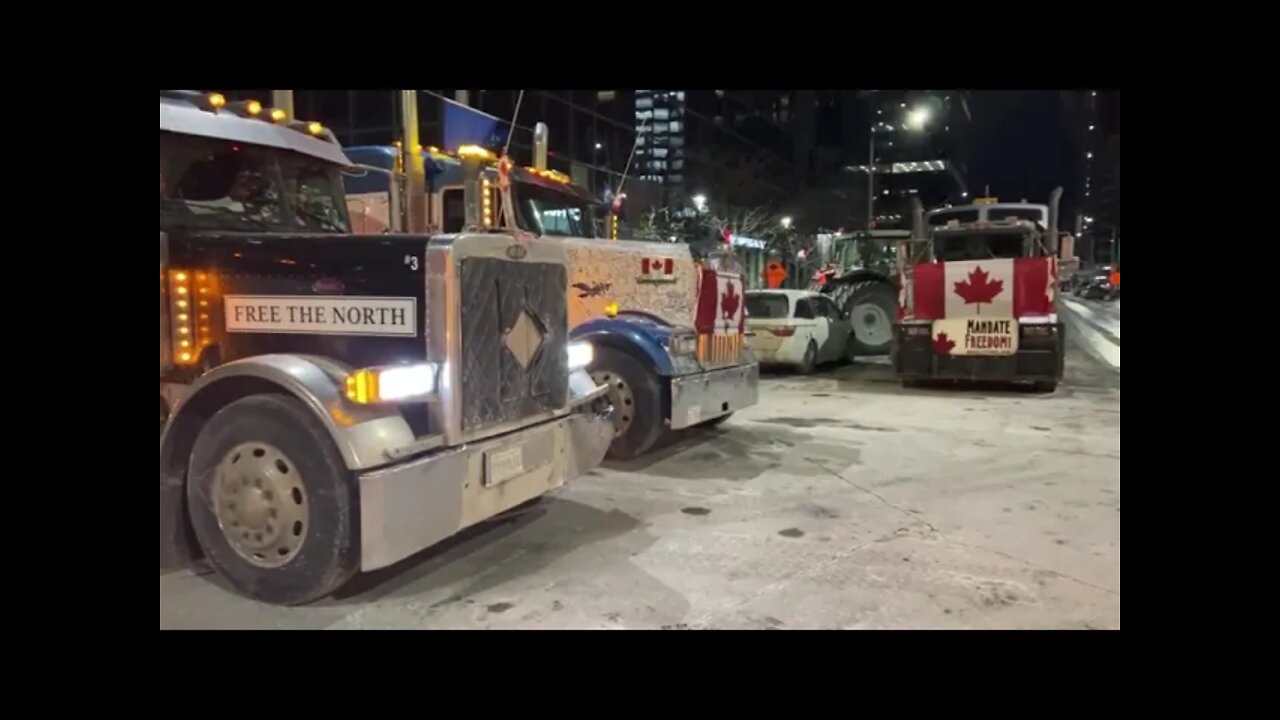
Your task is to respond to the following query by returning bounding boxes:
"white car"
[745,289,853,373]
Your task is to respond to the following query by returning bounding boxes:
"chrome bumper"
[668,363,759,430]
[356,405,613,572]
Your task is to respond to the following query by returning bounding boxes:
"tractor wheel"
[843,281,898,356]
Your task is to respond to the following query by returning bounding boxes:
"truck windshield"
[934,231,1026,261]
[160,132,350,233]
[514,181,595,238]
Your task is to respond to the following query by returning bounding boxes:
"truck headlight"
[669,333,698,355]
[567,341,594,370]
[345,363,437,404]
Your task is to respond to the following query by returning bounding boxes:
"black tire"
[798,340,818,375]
[1033,381,1058,393]
[590,347,664,460]
[186,394,360,606]
[843,281,898,356]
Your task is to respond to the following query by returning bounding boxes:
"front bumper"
[894,323,1065,382]
[669,362,760,430]
[356,405,613,572]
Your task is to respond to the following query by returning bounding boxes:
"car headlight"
[567,341,594,370]
[345,363,437,404]
[669,333,698,355]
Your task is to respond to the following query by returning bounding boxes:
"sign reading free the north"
[224,295,417,337]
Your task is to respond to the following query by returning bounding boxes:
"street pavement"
[1060,296,1119,370]
[160,333,1120,630]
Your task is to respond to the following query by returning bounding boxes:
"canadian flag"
[944,259,1014,318]
[913,257,1056,319]
[641,257,676,276]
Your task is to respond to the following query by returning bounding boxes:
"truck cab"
[343,139,759,459]
[893,191,1068,391]
[159,91,612,604]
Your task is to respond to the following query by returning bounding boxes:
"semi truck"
[159,90,613,605]
[893,192,1068,391]
[343,128,758,459]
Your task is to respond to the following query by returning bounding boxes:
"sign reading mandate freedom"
[932,317,1019,356]
[224,296,418,337]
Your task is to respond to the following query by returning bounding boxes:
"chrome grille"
[458,258,568,432]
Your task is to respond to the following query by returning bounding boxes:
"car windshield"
[514,181,595,237]
[746,294,790,319]
[934,231,1026,261]
[160,131,349,233]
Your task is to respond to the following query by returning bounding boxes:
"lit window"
[636,110,653,121]
[636,97,653,110]
[597,90,616,102]
[654,108,670,120]
[669,120,682,133]
[653,147,669,158]
[675,91,685,101]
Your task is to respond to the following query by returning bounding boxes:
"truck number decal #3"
[224,295,418,337]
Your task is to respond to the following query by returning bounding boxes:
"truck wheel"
[844,281,897,356]
[1033,381,1058,393]
[798,340,819,375]
[185,394,360,606]
[590,347,664,460]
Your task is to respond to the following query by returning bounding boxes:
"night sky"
[965,91,1075,219]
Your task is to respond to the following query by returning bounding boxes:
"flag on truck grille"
[698,333,742,366]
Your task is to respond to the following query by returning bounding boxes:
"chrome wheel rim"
[591,370,635,437]
[213,442,309,568]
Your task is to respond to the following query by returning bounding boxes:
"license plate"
[485,445,526,487]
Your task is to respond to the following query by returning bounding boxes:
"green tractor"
[810,230,910,357]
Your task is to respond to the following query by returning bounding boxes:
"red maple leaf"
[933,332,956,356]
[953,265,1004,314]
[721,281,740,322]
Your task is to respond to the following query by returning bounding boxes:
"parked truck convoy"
[892,192,1068,391]
[159,91,614,605]
[343,130,759,460]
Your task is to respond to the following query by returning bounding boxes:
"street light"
[594,142,603,150]
[906,106,931,130]
[780,216,793,229]
[692,194,708,212]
